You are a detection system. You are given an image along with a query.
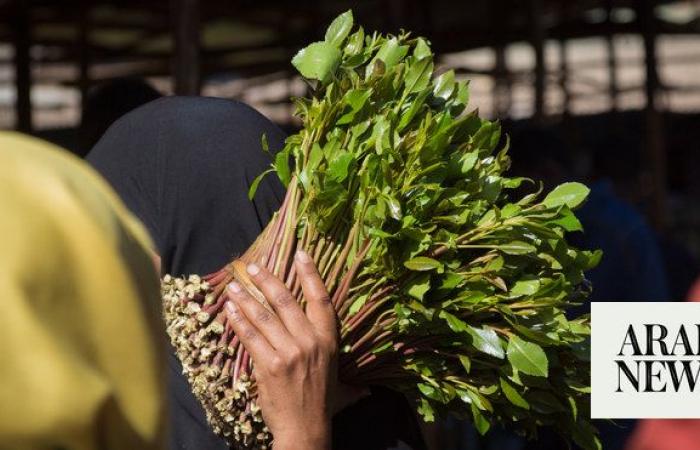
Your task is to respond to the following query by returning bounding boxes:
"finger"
[245,262,309,336]
[227,282,292,350]
[223,297,274,362]
[295,250,337,341]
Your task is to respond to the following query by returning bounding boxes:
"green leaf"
[511,279,540,296]
[274,149,292,186]
[549,206,583,231]
[292,41,341,83]
[404,57,433,94]
[568,395,578,420]
[398,89,429,131]
[344,28,365,57]
[407,274,431,300]
[327,153,354,182]
[507,336,549,377]
[458,355,471,373]
[373,37,408,70]
[404,256,443,271]
[337,89,372,125]
[413,37,432,59]
[500,378,530,409]
[471,403,491,435]
[248,168,275,200]
[543,182,590,209]
[433,69,455,100]
[439,310,468,332]
[324,10,353,47]
[498,241,537,255]
[417,398,435,422]
[348,294,369,315]
[372,340,393,354]
[384,194,403,220]
[455,80,470,105]
[467,326,505,359]
[418,383,444,401]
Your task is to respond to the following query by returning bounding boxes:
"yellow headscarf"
[0,133,166,450]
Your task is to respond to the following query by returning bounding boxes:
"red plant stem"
[223,357,233,376]
[326,225,358,292]
[203,292,229,315]
[205,267,229,284]
[318,241,341,283]
[342,289,392,332]
[233,346,244,384]
[242,351,251,376]
[331,239,371,309]
[350,328,391,354]
[274,182,300,277]
[266,189,292,268]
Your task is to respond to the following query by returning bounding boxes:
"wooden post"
[493,45,511,118]
[606,0,618,111]
[558,2,571,117]
[491,0,511,118]
[639,0,666,229]
[172,0,201,95]
[529,0,546,122]
[12,2,32,133]
[78,2,91,112]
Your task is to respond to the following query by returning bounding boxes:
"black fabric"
[87,96,426,450]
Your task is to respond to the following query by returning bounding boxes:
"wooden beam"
[529,0,546,122]
[12,2,32,133]
[558,38,570,116]
[171,0,201,95]
[606,0,619,112]
[491,0,511,118]
[639,0,666,230]
[78,2,91,112]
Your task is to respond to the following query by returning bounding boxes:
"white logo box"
[591,301,700,419]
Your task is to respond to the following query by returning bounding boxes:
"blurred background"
[1,0,699,449]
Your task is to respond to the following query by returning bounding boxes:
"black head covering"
[87,96,426,450]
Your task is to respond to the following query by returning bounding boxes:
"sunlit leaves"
[292,41,341,84]
[507,336,549,377]
[324,10,353,47]
[404,256,443,271]
[543,182,590,210]
[466,326,505,359]
[500,378,530,409]
[280,11,598,449]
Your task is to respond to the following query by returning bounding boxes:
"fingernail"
[228,282,241,293]
[225,300,238,315]
[246,263,260,276]
[295,249,311,263]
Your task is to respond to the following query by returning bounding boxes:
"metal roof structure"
[1,0,699,232]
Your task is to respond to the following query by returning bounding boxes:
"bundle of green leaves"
[162,10,601,450]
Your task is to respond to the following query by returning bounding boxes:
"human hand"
[224,250,338,450]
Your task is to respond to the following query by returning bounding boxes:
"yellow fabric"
[0,133,166,450]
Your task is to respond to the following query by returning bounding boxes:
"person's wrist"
[273,420,331,450]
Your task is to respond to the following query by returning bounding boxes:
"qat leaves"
[404,56,434,94]
[324,10,353,47]
[404,256,443,271]
[507,336,549,377]
[467,326,505,359]
[280,10,597,448]
[292,41,341,84]
[543,182,590,210]
[500,378,530,409]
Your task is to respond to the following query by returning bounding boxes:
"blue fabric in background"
[573,180,670,305]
